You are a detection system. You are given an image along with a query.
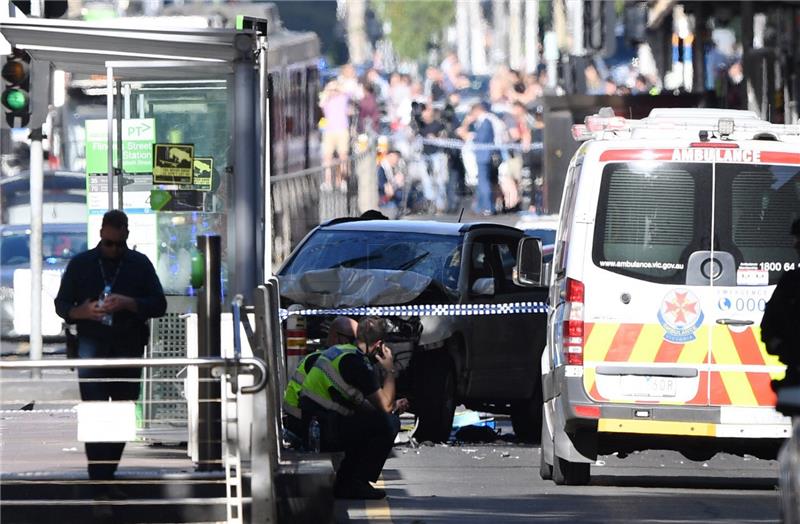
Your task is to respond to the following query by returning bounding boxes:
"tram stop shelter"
[0,17,331,523]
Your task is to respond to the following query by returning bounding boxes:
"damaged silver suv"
[278,217,548,442]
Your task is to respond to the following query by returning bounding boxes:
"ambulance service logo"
[657,289,705,343]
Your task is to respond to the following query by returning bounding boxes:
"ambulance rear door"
[708,147,800,436]
[583,148,716,411]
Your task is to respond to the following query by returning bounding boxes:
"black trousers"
[78,337,141,481]
[300,399,400,483]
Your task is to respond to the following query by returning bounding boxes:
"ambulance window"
[717,164,800,284]
[593,163,706,283]
[554,163,580,274]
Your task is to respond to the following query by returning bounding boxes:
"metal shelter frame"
[0,17,269,298]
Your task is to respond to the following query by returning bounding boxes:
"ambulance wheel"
[539,448,553,480]
[413,352,456,443]
[510,385,543,443]
[552,456,590,486]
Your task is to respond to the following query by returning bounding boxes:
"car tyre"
[412,351,456,443]
[552,455,590,486]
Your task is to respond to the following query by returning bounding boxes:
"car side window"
[469,236,522,295]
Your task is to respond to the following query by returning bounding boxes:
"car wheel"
[510,383,543,443]
[552,455,590,486]
[412,351,456,443]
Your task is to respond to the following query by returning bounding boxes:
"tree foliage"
[373,0,455,61]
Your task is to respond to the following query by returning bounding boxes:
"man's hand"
[394,398,410,414]
[70,299,106,322]
[101,294,138,313]
[374,344,395,372]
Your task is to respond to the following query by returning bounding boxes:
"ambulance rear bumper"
[550,366,791,440]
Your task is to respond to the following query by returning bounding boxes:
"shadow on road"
[590,473,778,491]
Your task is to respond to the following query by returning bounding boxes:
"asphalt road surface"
[337,418,781,524]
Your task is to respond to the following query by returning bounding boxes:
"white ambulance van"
[515,108,800,485]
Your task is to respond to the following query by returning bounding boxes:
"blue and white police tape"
[417,137,544,152]
[279,301,547,321]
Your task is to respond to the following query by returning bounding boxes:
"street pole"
[456,0,470,72]
[509,0,523,71]
[106,66,114,210]
[469,0,486,75]
[492,0,508,68]
[28,128,43,379]
[259,33,271,280]
[196,234,222,471]
[116,79,123,210]
[524,0,540,74]
[232,34,257,302]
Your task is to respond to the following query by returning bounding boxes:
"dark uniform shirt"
[762,268,800,373]
[339,351,381,398]
[54,244,166,355]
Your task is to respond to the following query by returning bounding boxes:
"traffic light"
[1,49,31,128]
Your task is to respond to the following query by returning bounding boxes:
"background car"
[0,222,87,339]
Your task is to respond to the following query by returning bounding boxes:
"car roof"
[320,219,522,236]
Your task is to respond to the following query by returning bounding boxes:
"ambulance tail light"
[563,278,585,366]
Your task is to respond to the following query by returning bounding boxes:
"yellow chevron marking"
[584,323,618,396]
[598,418,716,436]
[628,324,664,363]
[584,323,617,363]
[712,326,757,406]
[677,325,709,364]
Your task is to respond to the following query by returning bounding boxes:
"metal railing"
[0,355,269,523]
[270,148,375,266]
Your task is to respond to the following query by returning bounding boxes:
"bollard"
[196,234,223,471]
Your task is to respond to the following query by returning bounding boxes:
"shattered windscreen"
[280,229,463,293]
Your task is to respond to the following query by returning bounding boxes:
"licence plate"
[620,375,677,397]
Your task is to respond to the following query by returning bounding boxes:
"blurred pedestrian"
[54,209,166,493]
[377,150,405,218]
[358,83,381,135]
[320,80,351,191]
[458,102,495,215]
[762,218,800,387]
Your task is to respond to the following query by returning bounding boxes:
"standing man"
[458,102,495,216]
[55,209,167,486]
[300,317,409,500]
[762,218,800,387]
[282,316,358,444]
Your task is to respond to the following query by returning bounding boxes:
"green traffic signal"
[2,88,28,111]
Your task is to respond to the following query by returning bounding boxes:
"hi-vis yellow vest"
[300,344,369,416]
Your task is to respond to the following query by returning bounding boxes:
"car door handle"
[716,318,754,326]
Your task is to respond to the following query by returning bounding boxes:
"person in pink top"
[320,79,351,191]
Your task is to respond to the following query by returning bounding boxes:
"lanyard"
[98,257,123,290]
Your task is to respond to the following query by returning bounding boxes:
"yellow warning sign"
[152,143,194,185]
[193,157,214,191]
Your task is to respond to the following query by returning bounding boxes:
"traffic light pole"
[29,127,44,379]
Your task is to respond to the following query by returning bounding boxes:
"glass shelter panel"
[126,79,231,296]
